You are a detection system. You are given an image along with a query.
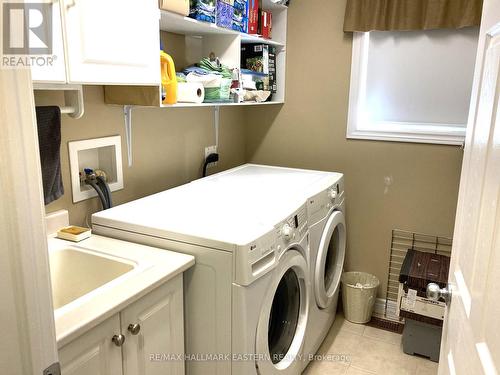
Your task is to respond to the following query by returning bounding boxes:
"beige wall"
[244,0,464,296]
[35,0,464,298]
[35,86,246,227]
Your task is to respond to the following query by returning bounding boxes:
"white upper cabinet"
[60,0,160,85]
[34,0,160,85]
[31,0,66,83]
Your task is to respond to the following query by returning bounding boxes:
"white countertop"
[48,234,194,348]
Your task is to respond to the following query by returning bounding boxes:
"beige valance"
[344,0,483,32]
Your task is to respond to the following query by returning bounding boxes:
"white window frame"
[347,32,467,145]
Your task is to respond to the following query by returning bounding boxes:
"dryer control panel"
[307,176,345,227]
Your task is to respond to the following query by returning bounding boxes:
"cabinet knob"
[112,334,126,347]
[128,323,141,335]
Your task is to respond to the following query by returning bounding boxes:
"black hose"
[96,176,113,208]
[87,180,109,210]
[203,153,220,177]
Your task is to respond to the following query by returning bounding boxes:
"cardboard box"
[159,0,190,16]
[216,0,247,32]
[241,43,277,93]
[216,0,234,29]
[247,0,259,34]
[189,0,216,23]
[232,7,248,32]
[260,10,272,39]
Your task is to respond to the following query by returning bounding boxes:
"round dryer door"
[256,249,309,375]
[315,210,346,309]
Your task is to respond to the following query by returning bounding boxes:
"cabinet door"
[31,0,66,83]
[61,0,160,85]
[59,314,123,375]
[121,275,185,375]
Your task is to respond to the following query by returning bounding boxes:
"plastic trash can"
[341,271,380,324]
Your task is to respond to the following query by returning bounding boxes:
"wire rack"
[384,229,453,321]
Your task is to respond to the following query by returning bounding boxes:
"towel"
[35,106,64,205]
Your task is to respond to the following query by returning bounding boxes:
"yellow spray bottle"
[160,50,177,105]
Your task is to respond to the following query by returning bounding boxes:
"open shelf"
[159,101,284,108]
[105,4,287,109]
[159,10,285,47]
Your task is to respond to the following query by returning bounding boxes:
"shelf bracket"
[214,106,220,148]
[124,105,133,167]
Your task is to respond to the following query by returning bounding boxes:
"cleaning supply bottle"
[160,50,177,105]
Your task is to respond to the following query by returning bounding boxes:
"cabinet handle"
[128,323,141,335]
[112,334,126,347]
[66,0,76,9]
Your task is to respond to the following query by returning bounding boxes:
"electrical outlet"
[205,145,218,167]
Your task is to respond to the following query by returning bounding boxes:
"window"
[347,28,479,145]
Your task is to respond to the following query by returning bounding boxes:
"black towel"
[35,106,64,205]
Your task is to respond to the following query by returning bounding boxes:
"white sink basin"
[49,248,135,309]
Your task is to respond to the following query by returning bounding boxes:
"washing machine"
[92,182,310,375]
[232,204,310,375]
[196,164,346,364]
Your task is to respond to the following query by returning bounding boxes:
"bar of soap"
[57,226,91,242]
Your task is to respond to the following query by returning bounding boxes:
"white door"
[31,0,67,83]
[256,249,309,375]
[59,315,123,375]
[121,275,185,375]
[437,1,500,374]
[0,69,58,373]
[61,0,160,85]
[314,210,346,309]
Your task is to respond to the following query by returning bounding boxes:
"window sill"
[346,121,466,145]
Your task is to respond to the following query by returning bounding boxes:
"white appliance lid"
[193,163,343,200]
[93,164,343,251]
[92,183,276,250]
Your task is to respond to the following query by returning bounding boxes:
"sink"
[49,248,135,309]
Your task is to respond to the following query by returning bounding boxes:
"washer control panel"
[275,204,308,257]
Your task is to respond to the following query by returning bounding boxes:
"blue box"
[232,0,248,33]
[189,0,216,23]
[216,0,234,29]
[234,0,247,12]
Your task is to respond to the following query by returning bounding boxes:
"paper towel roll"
[177,82,205,104]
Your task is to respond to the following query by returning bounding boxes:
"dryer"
[304,175,346,360]
[198,164,347,364]
[92,182,310,375]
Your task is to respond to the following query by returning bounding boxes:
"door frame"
[0,68,59,372]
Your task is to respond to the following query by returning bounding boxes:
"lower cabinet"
[59,275,185,375]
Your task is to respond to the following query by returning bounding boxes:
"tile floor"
[303,314,439,375]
